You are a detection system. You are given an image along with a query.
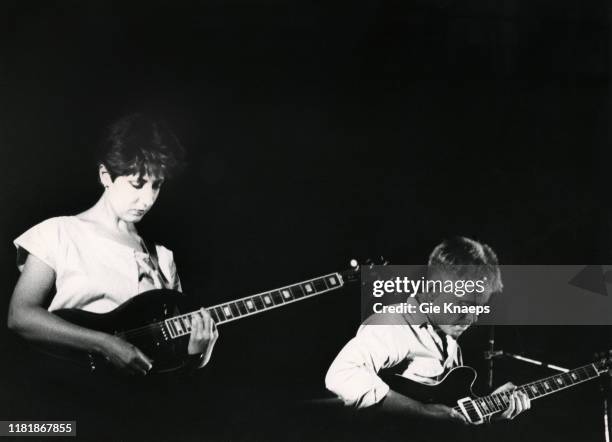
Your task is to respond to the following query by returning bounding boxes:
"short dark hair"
[427,236,503,293]
[97,113,186,181]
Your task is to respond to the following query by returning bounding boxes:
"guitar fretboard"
[470,363,601,417]
[163,272,344,338]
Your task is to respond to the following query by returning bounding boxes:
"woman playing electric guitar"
[6,114,218,436]
[8,113,218,374]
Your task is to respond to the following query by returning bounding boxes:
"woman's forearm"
[7,304,110,355]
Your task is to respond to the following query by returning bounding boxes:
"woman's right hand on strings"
[99,335,153,375]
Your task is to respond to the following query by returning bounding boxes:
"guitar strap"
[142,237,170,289]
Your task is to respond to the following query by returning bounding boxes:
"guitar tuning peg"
[379,256,389,265]
[349,259,359,270]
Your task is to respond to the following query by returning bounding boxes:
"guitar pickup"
[457,397,483,425]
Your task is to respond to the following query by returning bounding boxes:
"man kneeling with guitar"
[325,237,530,425]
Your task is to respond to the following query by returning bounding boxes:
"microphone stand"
[601,375,610,442]
[487,326,496,389]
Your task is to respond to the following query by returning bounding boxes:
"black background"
[0,1,610,440]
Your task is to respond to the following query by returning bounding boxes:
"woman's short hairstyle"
[427,236,503,294]
[97,113,186,181]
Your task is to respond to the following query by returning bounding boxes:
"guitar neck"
[471,363,603,418]
[163,272,345,338]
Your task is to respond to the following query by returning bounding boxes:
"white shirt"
[14,216,181,313]
[325,304,462,409]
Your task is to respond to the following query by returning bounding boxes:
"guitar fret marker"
[304,283,313,293]
[246,300,254,310]
[282,290,291,299]
[264,295,272,305]
[328,276,337,286]
[479,400,488,413]
[223,306,232,317]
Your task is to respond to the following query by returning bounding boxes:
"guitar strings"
[120,286,326,341]
[119,311,202,341]
[120,273,343,341]
[442,364,600,423]
[469,364,597,417]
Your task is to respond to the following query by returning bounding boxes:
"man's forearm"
[378,390,427,414]
[378,390,459,422]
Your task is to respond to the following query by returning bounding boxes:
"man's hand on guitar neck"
[424,383,531,426]
[489,382,531,422]
[437,383,531,425]
[423,385,530,426]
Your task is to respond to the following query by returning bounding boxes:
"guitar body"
[48,289,192,374]
[382,366,478,407]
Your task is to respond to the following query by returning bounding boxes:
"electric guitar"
[39,259,378,374]
[383,354,611,424]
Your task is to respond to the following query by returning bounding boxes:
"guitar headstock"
[340,257,389,284]
[594,350,612,374]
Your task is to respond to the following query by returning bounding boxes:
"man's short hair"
[427,236,503,294]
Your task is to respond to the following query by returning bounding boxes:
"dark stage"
[0,1,611,440]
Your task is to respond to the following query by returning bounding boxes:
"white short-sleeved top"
[14,216,182,313]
